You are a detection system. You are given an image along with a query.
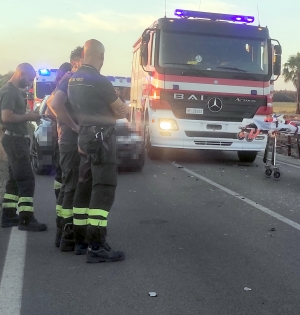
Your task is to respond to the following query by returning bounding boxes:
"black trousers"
[1,134,35,222]
[73,131,117,245]
[56,143,80,226]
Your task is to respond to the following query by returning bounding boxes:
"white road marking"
[0,227,27,315]
[172,162,300,231]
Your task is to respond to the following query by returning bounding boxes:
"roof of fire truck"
[134,9,269,49]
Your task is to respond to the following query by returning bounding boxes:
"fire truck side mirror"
[140,32,150,67]
[273,45,282,76]
[140,44,148,67]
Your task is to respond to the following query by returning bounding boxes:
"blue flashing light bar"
[38,69,51,76]
[174,9,254,24]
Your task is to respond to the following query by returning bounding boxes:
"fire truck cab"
[130,9,282,162]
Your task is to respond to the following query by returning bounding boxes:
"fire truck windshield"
[158,31,269,80]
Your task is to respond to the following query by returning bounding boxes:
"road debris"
[149,292,157,297]
[244,287,252,291]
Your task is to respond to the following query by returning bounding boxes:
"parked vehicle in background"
[30,93,144,174]
[29,95,57,175]
[32,68,57,108]
[130,9,282,162]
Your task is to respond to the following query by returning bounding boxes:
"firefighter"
[46,47,83,250]
[68,39,129,262]
[0,63,47,231]
[45,63,72,203]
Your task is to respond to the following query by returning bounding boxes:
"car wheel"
[30,138,52,175]
[237,151,257,163]
[134,145,145,172]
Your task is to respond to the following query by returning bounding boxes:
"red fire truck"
[130,9,282,162]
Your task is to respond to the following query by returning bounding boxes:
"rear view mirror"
[140,31,151,67]
[273,44,282,76]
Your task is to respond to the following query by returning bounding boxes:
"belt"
[4,130,29,138]
[80,125,114,133]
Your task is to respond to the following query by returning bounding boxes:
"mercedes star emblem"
[207,97,223,113]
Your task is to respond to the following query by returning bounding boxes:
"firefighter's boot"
[85,228,124,263]
[18,212,47,232]
[86,242,125,263]
[74,243,88,255]
[1,208,19,228]
[60,220,75,252]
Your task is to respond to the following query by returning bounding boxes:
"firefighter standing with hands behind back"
[68,39,129,262]
[0,63,47,231]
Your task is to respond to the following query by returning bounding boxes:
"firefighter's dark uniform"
[68,64,124,262]
[52,74,80,250]
[0,82,47,231]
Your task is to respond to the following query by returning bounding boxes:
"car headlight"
[159,119,178,131]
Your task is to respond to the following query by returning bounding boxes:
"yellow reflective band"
[56,205,62,211]
[88,209,109,218]
[4,194,19,201]
[19,206,33,212]
[54,180,62,190]
[2,202,18,208]
[73,218,87,226]
[73,208,88,215]
[87,218,107,227]
[60,208,73,218]
[18,197,33,203]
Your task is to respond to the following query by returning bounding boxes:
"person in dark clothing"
[45,62,73,202]
[68,39,129,262]
[0,63,47,231]
[47,47,83,250]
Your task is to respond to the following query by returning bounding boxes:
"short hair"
[70,46,83,62]
[55,62,72,86]
[58,62,72,73]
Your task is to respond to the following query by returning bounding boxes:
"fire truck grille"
[194,141,233,146]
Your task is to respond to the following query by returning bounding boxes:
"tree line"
[273,90,296,102]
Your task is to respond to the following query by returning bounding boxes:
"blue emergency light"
[38,69,51,76]
[174,9,254,24]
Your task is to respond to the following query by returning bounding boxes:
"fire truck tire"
[237,151,257,163]
[144,123,162,160]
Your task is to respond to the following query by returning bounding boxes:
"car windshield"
[159,31,269,76]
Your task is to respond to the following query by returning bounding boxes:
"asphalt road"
[1,149,300,315]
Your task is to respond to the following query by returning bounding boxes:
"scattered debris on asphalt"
[269,227,276,232]
[244,287,252,291]
[149,292,157,297]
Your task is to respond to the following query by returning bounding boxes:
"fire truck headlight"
[159,119,178,131]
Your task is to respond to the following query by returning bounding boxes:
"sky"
[0,0,299,90]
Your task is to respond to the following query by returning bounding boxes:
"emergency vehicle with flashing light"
[32,68,57,108]
[130,9,282,162]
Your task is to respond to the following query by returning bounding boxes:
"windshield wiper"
[163,63,209,76]
[216,66,247,72]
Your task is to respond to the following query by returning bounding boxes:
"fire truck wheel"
[237,151,257,163]
[144,124,162,160]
